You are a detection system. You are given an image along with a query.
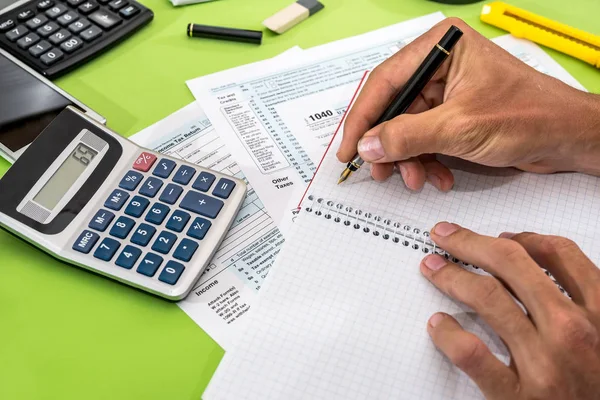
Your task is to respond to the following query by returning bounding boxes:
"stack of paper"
[132,11,593,398]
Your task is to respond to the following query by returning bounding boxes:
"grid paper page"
[204,132,600,400]
[204,210,508,400]
[204,39,600,399]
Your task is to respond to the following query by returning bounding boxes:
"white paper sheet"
[187,13,446,233]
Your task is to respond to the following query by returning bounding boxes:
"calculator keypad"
[145,203,169,225]
[151,231,177,254]
[137,253,162,277]
[17,33,40,49]
[192,171,215,192]
[93,237,120,261]
[139,177,162,197]
[158,261,185,285]
[180,191,223,219]
[130,223,156,246]
[159,183,183,204]
[115,245,141,269]
[109,216,135,239]
[1,0,152,78]
[73,230,99,253]
[88,209,115,231]
[187,217,211,240]
[26,15,48,29]
[124,195,149,217]
[104,189,129,210]
[73,152,242,288]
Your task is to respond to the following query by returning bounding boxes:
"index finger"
[430,222,572,326]
[336,18,467,162]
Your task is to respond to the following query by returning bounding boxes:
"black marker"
[187,23,263,45]
[338,25,463,184]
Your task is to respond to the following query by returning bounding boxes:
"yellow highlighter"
[480,2,600,68]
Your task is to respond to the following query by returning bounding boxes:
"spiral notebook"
[203,66,600,400]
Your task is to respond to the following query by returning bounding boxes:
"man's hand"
[337,18,600,191]
[422,222,600,399]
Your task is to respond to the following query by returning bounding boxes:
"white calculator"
[0,106,246,300]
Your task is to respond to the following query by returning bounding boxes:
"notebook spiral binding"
[303,194,569,296]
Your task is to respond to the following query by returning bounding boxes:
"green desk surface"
[0,0,598,398]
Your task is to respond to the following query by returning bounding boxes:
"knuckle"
[442,17,468,30]
[379,120,409,158]
[537,235,581,258]
[527,368,563,400]
[471,277,503,309]
[550,308,598,351]
[488,238,528,264]
[447,334,486,372]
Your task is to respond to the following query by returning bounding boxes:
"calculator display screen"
[33,143,98,210]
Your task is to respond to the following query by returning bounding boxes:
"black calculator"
[0,0,152,78]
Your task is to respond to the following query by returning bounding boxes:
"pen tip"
[338,169,351,184]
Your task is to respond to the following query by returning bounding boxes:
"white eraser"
[263,0,324,34]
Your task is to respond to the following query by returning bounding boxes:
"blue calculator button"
[151,231,178,254]
[159,261,185,285]
[72,230,99,253]
[137,253,163,277]
[165,210,190,232]
[130,223,156,246]
[187,217,212,240]
[124,195,150,218]
[93,237,121,261]
[118,170,144,191]
[212,178,236,199]
[173,239,198,262]
[153,159,176,178]
[139,177,163,198]
[145,203,170,225]
[104,189,129,211]
[159,183,183,204]
[109,216,136,239]
[172,165,196,185]
[88,209,115,232]
[192,171,216,192]
[115,245,142,270]
[180,191,223,219]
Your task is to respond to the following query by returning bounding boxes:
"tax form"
[187,13,446,232]
[187,14,586,234]
[130,102,282,349]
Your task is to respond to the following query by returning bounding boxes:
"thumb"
[357,104,455,163]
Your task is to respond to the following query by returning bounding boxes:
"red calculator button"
[133,152,157,172]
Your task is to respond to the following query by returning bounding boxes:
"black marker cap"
[438,25,463,52]
[187,23,263,45]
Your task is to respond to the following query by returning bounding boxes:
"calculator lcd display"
[33,143,98,210]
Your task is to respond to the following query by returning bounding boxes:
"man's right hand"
[337,18,600,191]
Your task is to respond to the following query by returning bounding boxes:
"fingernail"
[499,232,516,239]
[398,164,409,182]
[424,254,446,271]
[433,222,459,237]
[427,174,442,191]
[429,313,445,328]
[357,136,384,161]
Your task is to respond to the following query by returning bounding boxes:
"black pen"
[338,25,463,184]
